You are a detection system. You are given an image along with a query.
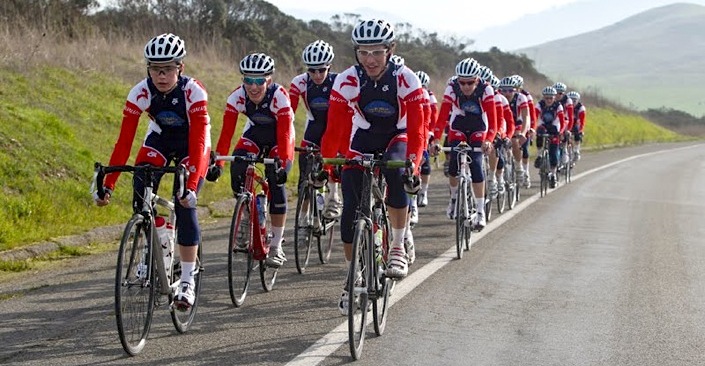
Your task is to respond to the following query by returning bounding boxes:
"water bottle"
[255,193,267,230]
[155,216,174,277]
[137,249,148,280]
[373,223,383,264]
[316,191,325,212]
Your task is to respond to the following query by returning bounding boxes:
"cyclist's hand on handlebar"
[275,167,288,186]
[93,187,112,206]
[482,140,493,153]
[402,173,421,195]
[179,189,198,208]
[206,165,223,182]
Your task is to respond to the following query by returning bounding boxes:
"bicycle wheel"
[115,215,155,356]
[348,219,369,360]
[372,209,391,336]
[318,217,335,264]
[506,160,517,209]
[565,145,573,183]
[294,185,314,274]
[170,241,203,332]
[455,178,467,260]
[496,173,507,214]
[540,151,549,197]
[228,196,253,307]
[259,257,279,292]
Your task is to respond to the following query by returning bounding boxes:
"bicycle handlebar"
[294,146,320,153]
[322,157,411,169]
[215,155,280,166]
[92,162,185,200]
[440,144,484,153]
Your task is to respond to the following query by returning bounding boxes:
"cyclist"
[491,75,515,194]
[554,82,574,132]
[513,74,535,188]
[415,70,438,209]
[288,40,343,220]
[93,33,211,310]
[567,91,586,160]
[534,86,565,189]
[433,58,497,229]
[212,53,294,268]
[320,18,425,314]
[499,76,530,186]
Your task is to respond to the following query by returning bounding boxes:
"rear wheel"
[318,217,335,264]
[294,185,314,274]
[372,209,391,336]
[170,242,202,332]
[348,220,369,360]
[506,160,517,209]
[228,196,253,307]
[115,215,155,356]
[540,151,549,197]
[455,178,468,260]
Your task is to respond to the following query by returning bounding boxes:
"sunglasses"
[307,67,329,74]
[499,88,515,93]
[243,76,267,86]
[458,79,477,86]
[147,65,179,74]
[356,49,387,58]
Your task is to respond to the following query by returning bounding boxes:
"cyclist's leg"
[266,146,290,266]
[418,150,431,207]
[383,134,412,278]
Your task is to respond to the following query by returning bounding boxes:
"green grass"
[0,64,687,251]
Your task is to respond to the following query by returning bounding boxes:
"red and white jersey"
[289,73,313,121]
[537,100,565,132]
[433,78,498,142]
[574,102,587,132]
[495,92,515,138]
[217,83,295,165]
[105,77,211,191]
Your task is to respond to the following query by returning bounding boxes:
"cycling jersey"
[537,99,565,134]
[494,92,515,139]
[433,78,498,145]
[105,75,211,192]
[520,89,537,130]
[215,82,295,166]
[573,102,586,132]
[289,72,338,145]
[509,92,530,128]
[558,94,574,131]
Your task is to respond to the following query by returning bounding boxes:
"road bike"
[324,154,410,360]
[216,154,280,307]
[293,146,336,274]
[442,142,484,260]
[92,162,203,356]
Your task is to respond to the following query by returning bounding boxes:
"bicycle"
[558,132,574,184]
[92,162,203,356]
[482,152,494,222]
[496,139,518,213]
[536,133,552,197]
[293,146,336,274]
[324,153,410,360]
[216,154,280,307]
[442,142,484,260]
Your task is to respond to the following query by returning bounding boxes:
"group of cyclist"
[93,18,587,315]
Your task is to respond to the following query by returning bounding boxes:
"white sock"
[327,181,339,198]
[180,261,196,286]
[449,185,458,199]
[421,182,429,195]
[475,196,485,213]
[392,228,406,249]
[270,226,284,249]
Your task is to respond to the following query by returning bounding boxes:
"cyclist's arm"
[288,74,306,113]
[405,93,425,174]
[482,86,498,142]
[432,100,452,141]
[578,106,586,132]
[185,80,210,191]
[503,102,515,138]
[321,90,351,159]
[273,85,295,167]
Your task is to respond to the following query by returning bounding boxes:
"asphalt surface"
[1,141,704,365]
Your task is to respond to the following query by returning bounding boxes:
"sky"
[267,0,705,51]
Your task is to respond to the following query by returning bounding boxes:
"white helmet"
[144,33,186,63]
[389,54,405,66]
[302,40,335,67]
[499,76,516,89]
[239,53,275,76]
[512,74,524,88]
[477,65,493,82]
[415,70,430,87]
[567,91,580,101]
[553,82,567,93]
[455,58,480,78]
[351,19,395,46]
[490,75,501,89]
[542,86,557,96]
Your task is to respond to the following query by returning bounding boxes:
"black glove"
[503,137,512,149]
[275,168,287,186]
[402,173,421,195]
[312,170,328,188]
[206,165,223,182]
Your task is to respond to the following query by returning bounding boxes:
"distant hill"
[517,2,705,117]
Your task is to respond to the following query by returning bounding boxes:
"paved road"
[2,142,704,365]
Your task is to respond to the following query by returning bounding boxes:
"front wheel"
[348,220,369,360]
[372,208,391,336]
[170,241,203,332]
[455,178,469,260]
[228,196,253,307]
[318,218,335,264]
[259,258,279,292]
[294,185,314,274]
[115,215,155,356]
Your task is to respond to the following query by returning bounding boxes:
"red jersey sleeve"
[104,101,142,190]
[503,104,515,138]
[186,100,209,191]
[321,91,352,159]
[433,101,452,139]
[215,104,239,168]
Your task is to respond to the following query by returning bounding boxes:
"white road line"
[285,144,702,366]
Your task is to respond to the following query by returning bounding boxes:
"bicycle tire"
[170,241,203,332]
[294,185,314,274]
[348,219,369,360]
[496,175,507,214]
[540,150,549,197]
[566,144,573,183]
[455,178,467,260]
[259,257,279,292]
[372,207,391,336]
[318,218,335,264]
[115,215,155,356]
[228,195,253,307]
[506,159,517,209]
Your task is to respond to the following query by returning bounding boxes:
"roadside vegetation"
[0,0,690,253]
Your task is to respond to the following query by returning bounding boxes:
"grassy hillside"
[518,3,705,117]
